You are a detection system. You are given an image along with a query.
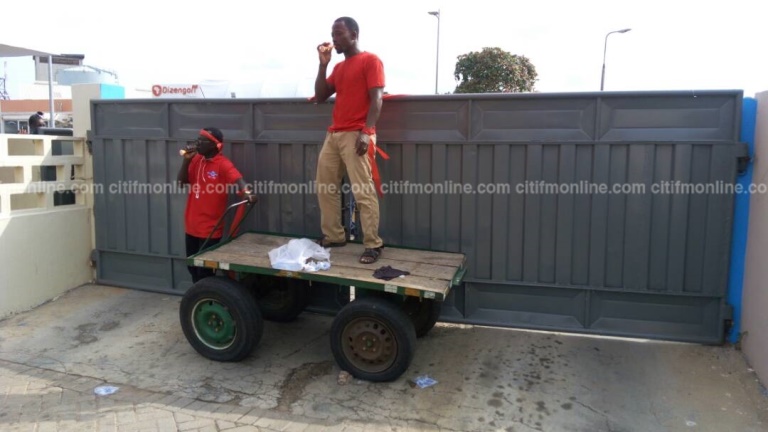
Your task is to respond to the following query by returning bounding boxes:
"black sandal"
[317,237,347,248]
[359,247,383,264]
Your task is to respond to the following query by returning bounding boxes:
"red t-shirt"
[327,52,385,133]
[184,153,243,239]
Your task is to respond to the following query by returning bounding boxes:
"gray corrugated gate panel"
[91,90,743,343]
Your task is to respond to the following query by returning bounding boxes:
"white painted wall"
[742,91,768,382]
[0,84,124,319]
[0,133,93,318]
[0,207,92,317]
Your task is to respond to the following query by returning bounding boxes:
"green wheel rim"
[191,298,237,350]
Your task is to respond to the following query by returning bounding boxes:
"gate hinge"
[722,302,734,321]
[86,130,94,155]
[89,249,99,269]
[736,142,751,175]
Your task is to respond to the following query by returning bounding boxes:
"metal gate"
[91,91,745,343]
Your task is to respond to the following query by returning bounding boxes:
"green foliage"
[453,47,538,94]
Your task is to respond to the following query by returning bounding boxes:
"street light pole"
[428,10,440,94]
[600,28,631,91]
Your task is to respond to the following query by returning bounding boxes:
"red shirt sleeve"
[221,158,243,184]
[366,55,385,89]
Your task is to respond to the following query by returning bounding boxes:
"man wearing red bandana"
[313,16,385,265]
[177,127,257,283]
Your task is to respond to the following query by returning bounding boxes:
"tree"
[453,47,538,94]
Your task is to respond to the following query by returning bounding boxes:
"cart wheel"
[330,297,416,382]
[402,297,442,338]
[357,291,441,338]
[179,276,263,362]
[245,275,309,322]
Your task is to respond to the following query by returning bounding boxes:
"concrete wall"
[71,83,124,255]
[72,83,125,137]
[0,133,92,318]
[0,84,124,319]
[742,91,768,380]
[0,207,93,316]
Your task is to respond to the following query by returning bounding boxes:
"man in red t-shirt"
[177,127,257,282]
[314,16,385,264]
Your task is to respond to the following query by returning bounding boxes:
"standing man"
[177,127,257,283]
[28,111,45,134]
[314,16,385,264]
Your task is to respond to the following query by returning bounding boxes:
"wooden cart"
[181,209,466,382]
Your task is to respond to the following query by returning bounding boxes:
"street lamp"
[600,28,631,91]
[428,10,440,94]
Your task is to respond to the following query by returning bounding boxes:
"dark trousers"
[185,234,221,283]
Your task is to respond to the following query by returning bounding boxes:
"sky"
[2,0,766,99]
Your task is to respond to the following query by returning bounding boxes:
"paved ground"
[1,284,768,432]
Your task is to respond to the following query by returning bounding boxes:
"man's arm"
[365,87,384,131]
[355,87,384,156]
[234,178,258,204]
[314,65,336,102]
[314,44,335,103]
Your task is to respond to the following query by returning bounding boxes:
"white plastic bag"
[94,385,119,396]
[268,238,331,272]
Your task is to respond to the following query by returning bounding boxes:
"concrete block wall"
[0,134,92,318]
[0,83,123,319]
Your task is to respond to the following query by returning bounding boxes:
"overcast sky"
[2,0,766,98]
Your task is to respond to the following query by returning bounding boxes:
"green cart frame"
[181,202,467,382]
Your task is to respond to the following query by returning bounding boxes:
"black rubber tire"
[179,276,263,362]
[245,275,310,322]
[330,297,417,382]
[357,291,441,338]
[402,297,442,338]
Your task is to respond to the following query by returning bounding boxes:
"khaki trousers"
[316,131,383,248]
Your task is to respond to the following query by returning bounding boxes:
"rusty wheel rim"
[340,317,397,374]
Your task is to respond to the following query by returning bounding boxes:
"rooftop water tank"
[56,65,118,85]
